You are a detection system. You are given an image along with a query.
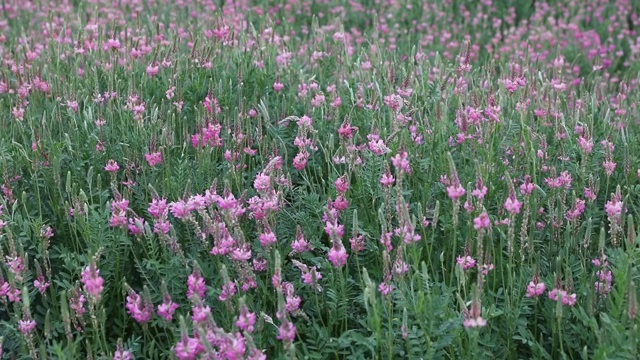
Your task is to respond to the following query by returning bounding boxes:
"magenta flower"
[456,256,476,271]
[259,230,277,248]
[236,305,256,333]
[186,271,206,300]
[113,345,133,360]
[81,264,104,301]
[146,64,160,78]
[145,152,163,167]
[105,160,120,173]
[504,195,522,215]
[548,288,577,306]
[174,336,203,360]
[380,172,395,187]
[18,317,37,335]
[125,290,153,324]
[334,176,349,193]
[473,212,490,230]
[190,304,211,324]
[391,150,411,174]
[446,184,466,200]
[218,281,237,302]
[277,320,296,342]
[525,281,546,298]
[327,241,348,268]
[33,274,50,294]
[157,296,179,321]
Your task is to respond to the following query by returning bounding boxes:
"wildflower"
[190,303,211,324]
[277,320,296,342]
[81,263,104,301]
[236,303,256,333]
[473,212,490,230]
[219,281,237,302]
[548,288,577,306]
[125,289,153,324]
[146,64,160,77]
[113,343,133,360]
[259,230,277,248]
[174,336,203,360]
[457,256,476,270]
[378,282,394,296]
[391,150,411,174]
[144,152,163,167]
[157,295,179,321]
[186,270,206,300]
[504,194,522,215]
[33,274,50,294]
[380,171,395,187]
[18,318,37,335]
[290,226,311,254]
[463,293,487,328]
[603,160,616,177]
[292,150,309,170]
[526,281,546,298]
[327,240,348,268]
[105,160,120,173]
[334,175,349,193]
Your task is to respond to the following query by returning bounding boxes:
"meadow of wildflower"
[1,0,640,358]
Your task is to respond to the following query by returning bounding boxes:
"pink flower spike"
[473,212,490,230]
[145,152,163,167]
[105,160,120,173]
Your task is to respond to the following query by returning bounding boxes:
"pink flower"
[577,136,593,153]
[218,281,237,302]
[157,296,179,321]
[380,172,395,187]
[105,160,120,173]
[446,184,466,200]
[236,304,256,333]
[81,264,104,301]
[291,227,311,254]
[378,282,394,296]
[391,150,411,174]
[548,288,577,306]
[603,160,616,177]
[190,304,211,324]
[605,197,623,222]
[145,152,163,167]
[328,241,348,268]
[334,176,349,193]
[125,290,153,323]
[113,346,133,360]
[473,212,490,230]
[504,195,522,215]
[33,274,50,294]
[293,150,309,170]
[174,336,203,360]
[259,230,277,248]
[471,185,488,199]
[463,316,487,328]
[18,318,37,335]
[277,321,296,342]
[456,256,476,270]
[187,271,206,300]
[273,82,284,93]
[525,281,546,298]
[146,64,160,77]
[103,38,121,51]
